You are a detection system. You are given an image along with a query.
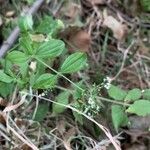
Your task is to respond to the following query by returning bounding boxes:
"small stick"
[0,0,45,58]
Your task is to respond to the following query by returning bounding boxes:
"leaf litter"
[0,0,150,150]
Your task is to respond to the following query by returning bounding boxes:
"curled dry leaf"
[60,26,91,52]
[103,15,128,40]
[62,2,81,23]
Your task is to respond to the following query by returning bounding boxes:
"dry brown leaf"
[103,15,127,40]
[62,2,81,23]
[60,26,91,52]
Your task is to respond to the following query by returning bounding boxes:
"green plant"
[140,0,150,11]
[1,14,150,135]
[106,83,150,131]
[0,15,87,121]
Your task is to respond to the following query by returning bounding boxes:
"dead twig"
[112,40,135,81]
[0,0,45,58]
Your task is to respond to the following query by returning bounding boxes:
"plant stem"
[21,91,121,150]
[55,85,130,106]
[35,57,84,92]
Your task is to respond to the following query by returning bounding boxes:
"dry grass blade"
[21,91,121,150]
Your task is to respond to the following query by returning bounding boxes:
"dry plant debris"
[0,0,150,150]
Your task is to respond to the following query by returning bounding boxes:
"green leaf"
[33,103,49,122]
[25,0,35,5]
[72,81,85,99]
[111,105,128,132]
[125,88,141,101]
[142,89,150,100]
[36,16,64,36]
[36,39,65,59]
[18,15,33,31]
[73,111,83,125]
[36,16,55,34]
[33,73,57,89]
[107,85,127,101]
[126,100,150,116]
[0,58,13,75]
[7,51,28,64]
[0,82,14,98]
[19,62,28,78]
[140,0,150,11]
[60,52,87,73]
[52,91,70,114]
[19,34,33,55]
[72,102,83,125]
[0,70,13,83]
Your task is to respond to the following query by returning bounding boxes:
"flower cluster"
[101,76,112,89]
[83,85,101,117]
[83,97,100,117]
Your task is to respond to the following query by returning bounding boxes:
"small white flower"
[87,112,91,116]
[41,92,45,97]
[141,90,145,93]
[104,83,111,89]
[106,76,112,83]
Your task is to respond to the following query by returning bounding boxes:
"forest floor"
[0,0,150,150]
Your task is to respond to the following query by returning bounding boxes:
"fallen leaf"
[60,26,91,52]
[62,2,81,23]
[103,15,128,40]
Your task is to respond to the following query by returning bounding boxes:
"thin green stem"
[55,85,130,106]
[96,96,130,107]
[20,91,121,150]
[35,57,84,92]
